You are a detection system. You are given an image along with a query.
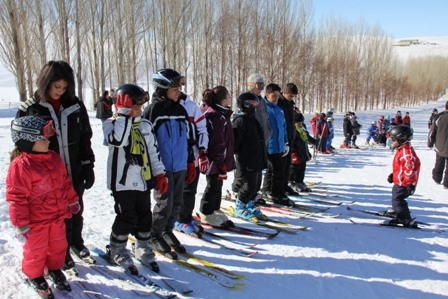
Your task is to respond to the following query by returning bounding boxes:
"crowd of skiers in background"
[337,110,413,150]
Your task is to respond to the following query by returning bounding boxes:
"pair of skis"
[346,206,445,233]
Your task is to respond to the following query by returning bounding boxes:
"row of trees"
[1,0,447,112]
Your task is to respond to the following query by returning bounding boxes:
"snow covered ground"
[0,95,447,298]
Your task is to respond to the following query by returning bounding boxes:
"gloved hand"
[406,184,415,196]
[282,144,290,157]
[198,150,210,174]
[291,153,300,165]
[217,163,227,180]
[155,174,168,195]
[69,202,81,214]
[185,162,196,184]
[82,166,95,189]
[387,173,393,184]
[16,225,31,241]
[115,93,133,116]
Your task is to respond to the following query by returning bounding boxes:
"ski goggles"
[12,119,56,139]
[134,92,149,106]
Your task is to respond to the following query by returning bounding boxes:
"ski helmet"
[389,125,413,144]
[237,92,259,114]
[152,68,184,89]
[114,84,148,105]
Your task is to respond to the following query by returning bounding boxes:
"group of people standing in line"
[7,59,445,297]
[5,61,320,296]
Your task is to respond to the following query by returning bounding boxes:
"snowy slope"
[0,96,447,299]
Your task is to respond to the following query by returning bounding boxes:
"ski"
[289,194,351,206]
[194,215,279,239]
[346,206,430,226]
[82,262,159,297]
[202,230,258,249]
[128,234,248,278]
[153,251,243,289]
[261,197,331,213]
[62,265,79,277]
[92,247,177,298]
[297,190,334,197]
[222,206,308,234]
[123,239,193,294]
[71,247,96,265]
[304,181,322,187]
[181,252,244,280]
[348,219,445,233]
[176,230,258,257]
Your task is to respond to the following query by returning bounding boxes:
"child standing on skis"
[104,84,168,273]
[386,125,420,227]
[198,86,236,227]
[288,112,317,192]
[6,116,80,297]
[232,92,268,221]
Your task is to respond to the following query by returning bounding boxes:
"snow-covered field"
[0,36,448,299]
[0,95,447,298]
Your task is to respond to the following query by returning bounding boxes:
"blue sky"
[312,0,448,38]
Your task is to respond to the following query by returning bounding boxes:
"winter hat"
[293,112,304,123]
[11,116,55,152]
[247,73,264,90]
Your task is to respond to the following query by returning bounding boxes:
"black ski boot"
[47,269,71,292]
[151,234,178,259]
[71,244,96,264]
[163,230,186,254]
[62,251,78,276]
[28,276,54,299]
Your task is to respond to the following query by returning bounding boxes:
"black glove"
[406,185,415,196]
[82,166,95,189]
[387,173,393,184]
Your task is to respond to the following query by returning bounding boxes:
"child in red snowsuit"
[6,116,80,296]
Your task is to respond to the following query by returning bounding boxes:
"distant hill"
[393,36,448,61]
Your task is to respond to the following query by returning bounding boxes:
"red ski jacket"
[6,150,78,229]
[392,143,420,187]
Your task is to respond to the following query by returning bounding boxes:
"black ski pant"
[200,174,223,215]
[110,189,152,241]
[178,167,200,223]
[262,153,287,197]
[391,184,411,220]
[65,184,85,251]
[289,161,307,184]
[234,170,260,204]
[432,153,448,188]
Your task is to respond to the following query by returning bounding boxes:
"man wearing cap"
[247,73,272,146]
[428,101,448,189]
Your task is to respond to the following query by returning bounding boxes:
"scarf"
[130,120,152,181]
[296,126,308,142]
